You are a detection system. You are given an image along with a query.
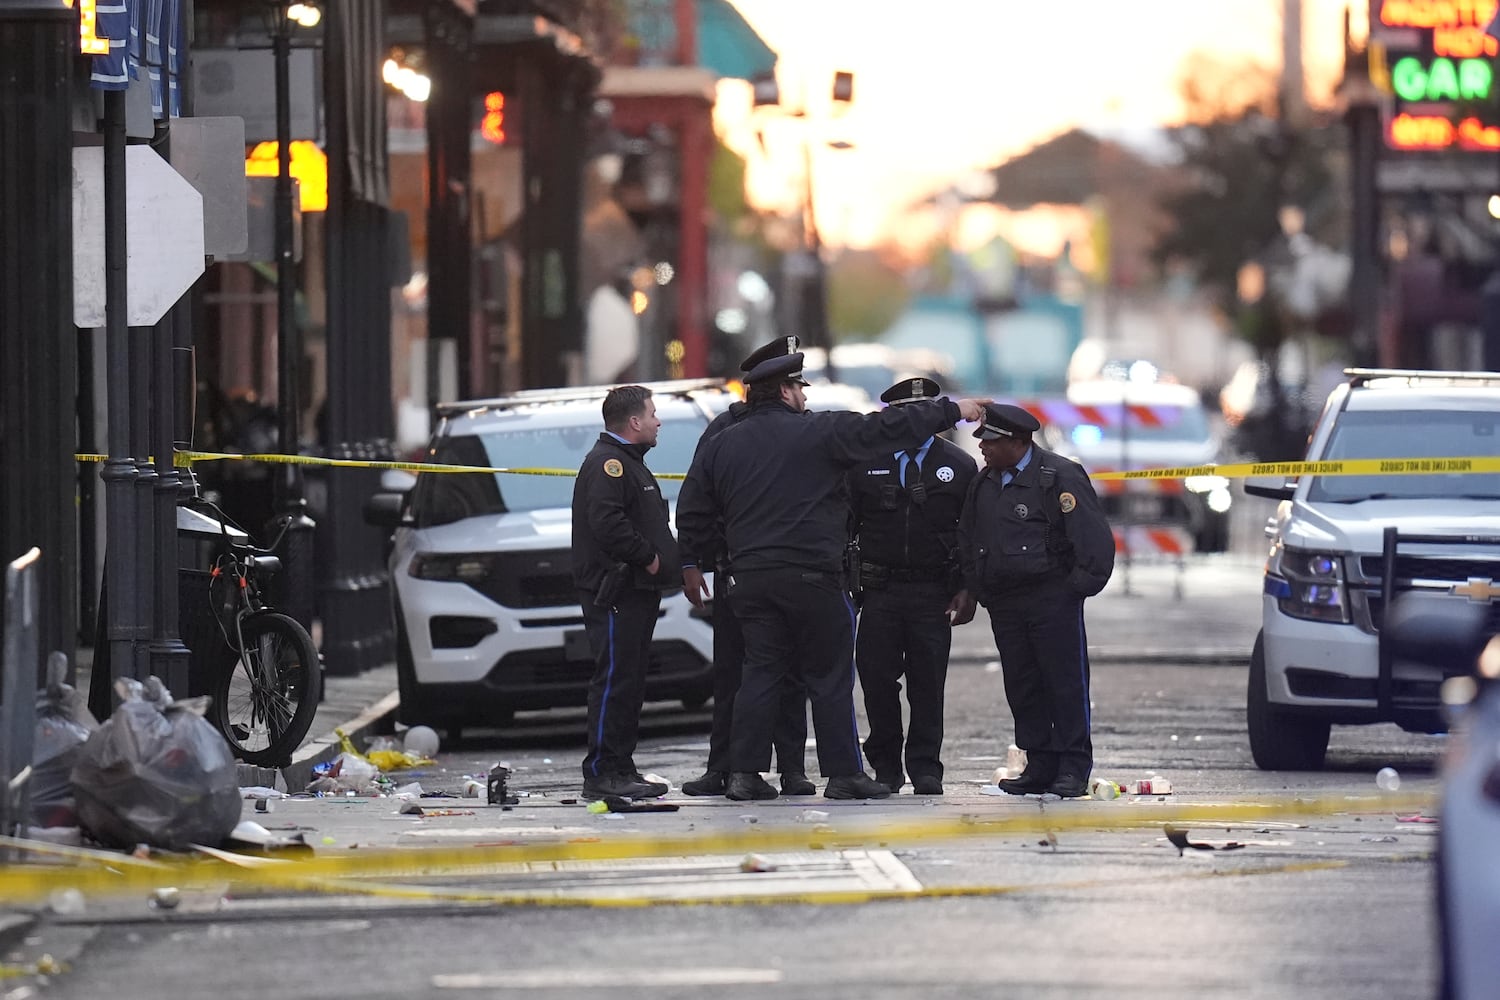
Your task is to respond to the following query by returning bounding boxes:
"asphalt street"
[3,545,1454,1000]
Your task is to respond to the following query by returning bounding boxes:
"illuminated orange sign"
[244,141,329,213]
[1373,0,1500,152]
[63,0,111,55]
[1389,113,1500,149]
[1378,0,1498,28]
[480,92,507,144]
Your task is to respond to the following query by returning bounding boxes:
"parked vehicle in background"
[1040,377,1233,553]
[801,342,958,401]
[1246,369,1500,771]
[365,379,733,739]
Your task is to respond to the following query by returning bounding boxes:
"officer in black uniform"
[571,385,681,800]
[957,403,1114,798]
[678,352,990,801]
[679,337,812,797]
[849,377,979,796]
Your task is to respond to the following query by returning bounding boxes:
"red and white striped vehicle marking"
[1112,525,1191,558]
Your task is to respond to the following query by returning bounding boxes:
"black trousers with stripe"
[727,568,862,777]
[579,587,661,778]
[985,576,1093,781]
[856,578,953,784]
[705,568,808,775]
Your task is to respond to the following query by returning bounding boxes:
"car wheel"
[1247,632,1330,770]
[394,611,429,728]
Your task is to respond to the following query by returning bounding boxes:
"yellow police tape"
[71,451,1500,484]
[0,793,1435,906]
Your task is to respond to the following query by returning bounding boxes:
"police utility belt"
[859,561,951,586]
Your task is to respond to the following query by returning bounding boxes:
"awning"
[697,0,776,81]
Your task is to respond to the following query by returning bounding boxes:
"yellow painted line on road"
[0,793,1435,905]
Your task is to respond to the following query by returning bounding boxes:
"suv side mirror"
[1244,477,1297,501]
[364,492,411,529]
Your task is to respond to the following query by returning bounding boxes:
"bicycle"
[198,500,322,767]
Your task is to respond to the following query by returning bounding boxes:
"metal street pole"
[100,88,142,691]
[270,4,315,630]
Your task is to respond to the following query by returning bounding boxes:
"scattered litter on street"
[740,853,777,873]
[148,887,180,910]
[401,725,440,758]
[601,796,678,814]
[1376,767,1401,792]
[1165,825,1246,855]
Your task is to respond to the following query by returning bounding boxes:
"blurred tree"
[827,249,912,340]
[707,137,750,224]
[1153,51,1345,460]
[1152,51,1342,330]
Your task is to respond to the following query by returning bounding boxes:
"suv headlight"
[409,552,495,583]
[1265,544,1349,623]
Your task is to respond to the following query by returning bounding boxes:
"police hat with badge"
[880,377,946,505]
[972,402,1041,440]
[739,335,800,373]
[743,351,811,386]
[879,376,943,407]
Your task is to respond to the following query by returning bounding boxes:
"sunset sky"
[714,0,1364,250]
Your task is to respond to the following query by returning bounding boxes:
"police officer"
[571,385,680,800]
[679,337,813,797]
[957,403,1114,798]
[678,352,989,801]
[849,378,979,796]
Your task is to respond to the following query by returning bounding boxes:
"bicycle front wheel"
[212,611,322,767]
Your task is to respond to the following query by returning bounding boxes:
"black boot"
[726,772,778,801]
[681,769,728,796]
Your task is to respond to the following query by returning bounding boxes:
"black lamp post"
[265,1,319,630]
[753,71,853,364]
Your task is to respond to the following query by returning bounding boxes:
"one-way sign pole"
[99,88,145,690]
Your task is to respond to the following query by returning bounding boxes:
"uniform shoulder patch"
[1058,491,1077,513]
[603,458,624,478]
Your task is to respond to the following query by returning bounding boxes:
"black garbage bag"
[30,674,99,829]
[71,677,242,850]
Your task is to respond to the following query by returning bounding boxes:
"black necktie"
[1002,466,1019,487]
[903,448,921,487]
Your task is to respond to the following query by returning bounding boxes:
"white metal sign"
[73,145,206,328]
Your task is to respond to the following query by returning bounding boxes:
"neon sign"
[1390,56,1492,100]
[480,92,507,144]
[1372,0,1500,151]
[63,0,111,55]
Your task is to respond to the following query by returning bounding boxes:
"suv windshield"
[411,415,706,525]
[1308,407,1500,502]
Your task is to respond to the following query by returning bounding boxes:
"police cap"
[880,376,942,405]
[739,336,801,373]
[973,402,1041,440]
[744,351,811,386]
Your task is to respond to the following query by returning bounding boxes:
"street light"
[752,70,854,365]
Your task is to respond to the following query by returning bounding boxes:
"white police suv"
[1245,369,1500,770]
[366,380,733,736]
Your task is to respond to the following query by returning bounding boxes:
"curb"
[280,690,400,794]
